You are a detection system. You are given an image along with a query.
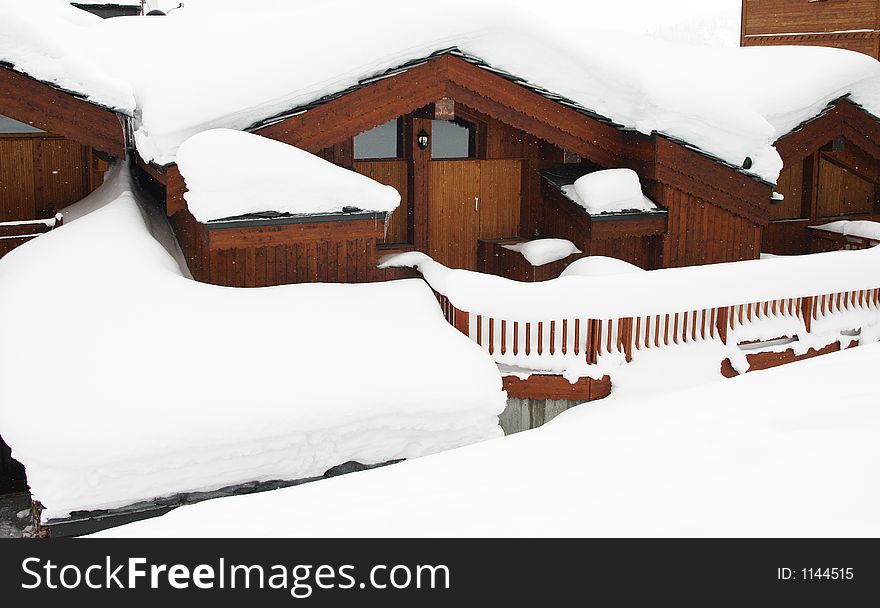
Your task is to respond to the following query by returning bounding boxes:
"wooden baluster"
[802,296,813,333]
[549,320,556,355]
[709,308,716,339]
[488,318,495,355]
[634,316,642,350]
[501,320,507,355]
[525,322,531,355]
[562,320,568,355]
[537,322,543,356]
[513,321,519,356]
[477,315,483,347]
[574,319,580,355]
[716,307,729,345]
[623,318,633,362]
[453,308,470,337]
[606,319,613,354]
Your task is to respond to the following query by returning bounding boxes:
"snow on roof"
[561,168,658,215]
[0,1,136,112]
[0,163,505,520]
[177,129,401,222]
[96,342,880,537]
[1,0,879,182]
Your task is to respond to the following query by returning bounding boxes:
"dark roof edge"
[205,210,387,230]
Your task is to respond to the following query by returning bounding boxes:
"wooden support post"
[405,116,432,252]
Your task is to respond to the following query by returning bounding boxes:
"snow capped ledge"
[175,129,401,223]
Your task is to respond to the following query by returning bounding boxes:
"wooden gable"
[0,66,126,158]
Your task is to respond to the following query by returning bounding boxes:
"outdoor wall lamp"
[417,129,430,150]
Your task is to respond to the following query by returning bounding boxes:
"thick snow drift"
[98,342,880,537]
[501,239,581,266]
[564,168,657,214]
[0,164,506,521]
[1,0,878,181]
[559,256,645,277]
[177,129,401,222]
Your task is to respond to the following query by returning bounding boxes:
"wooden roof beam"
[0,66,126,158]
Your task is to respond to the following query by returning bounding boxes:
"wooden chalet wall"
[742,0,880,59]
[169,207,388,286]
[764,100,880,254]
[0,133,105,222]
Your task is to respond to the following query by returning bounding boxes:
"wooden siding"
[770,160,804,220]
[169,209,386,286]
[742,0,879,37]
[0,134,101,222]
[657,184,762,267]
[816,157,876,217]
[0,65,125,157]
[353,160,409,244]
[540,181,665,270]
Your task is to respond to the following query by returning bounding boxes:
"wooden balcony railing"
[0,214,63,259]
[438,289,880,367]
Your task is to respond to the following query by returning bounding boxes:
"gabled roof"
[2,0,879,183]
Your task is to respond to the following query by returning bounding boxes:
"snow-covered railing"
[383,251,880,375]
[809,220,880,253]
[0,214,64,258]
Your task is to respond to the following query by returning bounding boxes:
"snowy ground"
[97,342,880,538]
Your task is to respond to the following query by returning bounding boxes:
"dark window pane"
[0,114,44,134]
[354,119,398,159]
[431,120,471,158]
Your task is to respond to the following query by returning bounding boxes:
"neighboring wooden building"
[741,0,880,59]
[763,98,880,254]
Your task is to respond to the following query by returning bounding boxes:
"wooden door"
[428,160,480,269]
[478,159,522,239]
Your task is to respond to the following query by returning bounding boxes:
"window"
[431,119,473,159]
[354,119,399,159]
[0,114,43,134]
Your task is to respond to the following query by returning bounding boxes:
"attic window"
[354,119,400,160]
[0,114,44,134]
[431,119,474,159]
